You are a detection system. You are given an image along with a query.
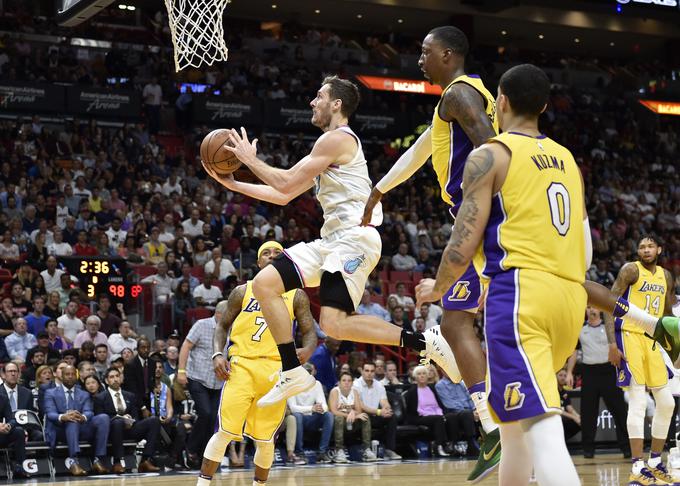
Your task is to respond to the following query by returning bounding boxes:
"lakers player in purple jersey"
[362,26,680,483]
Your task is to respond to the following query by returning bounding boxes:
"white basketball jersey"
[315,126,383,238]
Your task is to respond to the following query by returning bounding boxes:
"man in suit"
[0,362,41,441]
[95,367,161,473]
[38,360,68,417]
[123,337,154,409]
[0,390,30,478]
[44,365,110,476]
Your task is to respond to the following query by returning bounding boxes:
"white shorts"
[284,225,381,309]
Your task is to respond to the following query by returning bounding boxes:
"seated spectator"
[287,363,334,463]
[173,280,196,326]
[108,320,138,356]
[392,243,417,271]
[45,320,67,352]
[57,300,85,347]
[172,262,200,292]
[67,289,91,320]
[77,342,96,365]
[34,365,54,410]
[5,317,38,363]
[165,251,182,278]
[164,346,178,376]
[171,377,195,469]
[353,362,401,460]
[56,274,75,308]
[192,237,212,267]
[356,289,391,321]
[73,230,97,256]
[413,303,439,330]
[390,305,409,331]
[388,282,415,314]
[41,255,65,293]
[143,226,168,265]
[374,359,386,382]
[557,369,581,440]
[47,228,73,256]
[381,361,403,386]
[83,374,103,398]
[77,361,96,385]
[141,262,174,304]
[73,315,108,349]
[329,371,375,463]
[309,337,341,394]
[28,232,50,270]
[9,283,32,318]
[95,367,161,473]
[21,348,45,388]
[43,365,111,476]
[435,373,480,457]
[2,361,41,441]
[204,246,237,281]
[193,273,222,307]
[0,229,20,263]
[93,344,109,379]
[182,209,205,240]
[403,366,449,457]
[0,297,16,337]
[25,295,50,336]
[0,389,30,478]
[44,291,62,320]
[95,294,124,336]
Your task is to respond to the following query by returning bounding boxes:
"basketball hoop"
[164,0,231,72]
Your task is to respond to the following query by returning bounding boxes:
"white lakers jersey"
[315,126,383,238]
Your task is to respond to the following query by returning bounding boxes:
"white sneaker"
[384,449,402,460]
[334,449,349,463]
[420,325,461,382]
[257,366,316,407]
[362,449,378,462]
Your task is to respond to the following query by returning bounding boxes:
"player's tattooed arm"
[213,284,246,355]
[603,263,639,345]
[293,289,318,364]
[432,145,496,296]
[664,268,676,317]
[439,83,497,147]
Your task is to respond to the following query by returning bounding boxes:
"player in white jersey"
[204,76,458,412]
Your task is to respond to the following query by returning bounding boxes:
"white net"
[164,0,231,72]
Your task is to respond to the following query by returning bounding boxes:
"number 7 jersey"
[473,131,585,283]
[227,281,297,360]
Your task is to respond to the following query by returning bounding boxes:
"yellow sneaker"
[629,467,670,485]
[649,463,679,485]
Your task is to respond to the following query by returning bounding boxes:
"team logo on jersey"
[447,281,471,301]
[537,141,545,152]
[343,254,366,274]
[618,370,626,383]
[244,297,261,313]
[503,382,525,411]
[638,281,665,294]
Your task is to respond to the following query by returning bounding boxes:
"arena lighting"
[616,0,678,7]
[639,100,680,115]
[356,75,443,95]
[118,3,126,8]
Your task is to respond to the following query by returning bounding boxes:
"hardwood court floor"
[25,455,635,485]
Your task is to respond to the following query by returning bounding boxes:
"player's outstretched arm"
[226,127,349,194]
[603,263,639,366]
[212,285,246,381]
[415,143,506,306]
[293,289,318,364]
[361,127,432,226]
[439,83,497,147]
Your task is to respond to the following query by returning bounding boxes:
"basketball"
[200,128,241,176]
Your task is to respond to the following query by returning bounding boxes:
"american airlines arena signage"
[616,0,679,7]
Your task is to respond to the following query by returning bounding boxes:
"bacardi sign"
[639,99,680,115]
[356,75,442,96]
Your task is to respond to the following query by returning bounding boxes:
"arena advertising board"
[66,86,140,118]
[639,99,680,115]
[193,96,263,125]
[0,83,64,112]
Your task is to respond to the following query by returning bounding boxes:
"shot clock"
[57,257,141,303]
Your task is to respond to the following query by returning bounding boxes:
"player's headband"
[257,241,283,259]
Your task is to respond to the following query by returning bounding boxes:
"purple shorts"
[441,263,481,312]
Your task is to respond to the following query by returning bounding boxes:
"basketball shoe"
[649,462,680,485]
[257,366,316,407]
[467,428,501,483]
[652,316,680,363]
[629,467,670,485]
[419,325,461,382]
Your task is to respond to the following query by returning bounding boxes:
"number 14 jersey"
[227,281,296,360]
[620,261,667,335]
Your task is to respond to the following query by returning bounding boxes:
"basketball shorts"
[485,268,587,423]
[441,263,481,313]
[218,356,285,442]
[616,330,671,389]
[284,225,382,310]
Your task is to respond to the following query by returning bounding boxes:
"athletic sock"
[400,330,425,352]
[278,342,300,371]
[648,452,662,469]
[614,298,657,335]
[197,474,212,486]
[467,382,498,434]
[632,458,645,475]
[253,480,266,486]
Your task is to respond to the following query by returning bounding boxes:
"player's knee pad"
[627,384,647,439]
[204,430,237,463]
[651,386,675,439]
[254,441,275,470]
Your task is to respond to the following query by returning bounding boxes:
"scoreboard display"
[58,256,142,303]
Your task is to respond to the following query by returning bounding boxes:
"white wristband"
[211,352,224,360]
